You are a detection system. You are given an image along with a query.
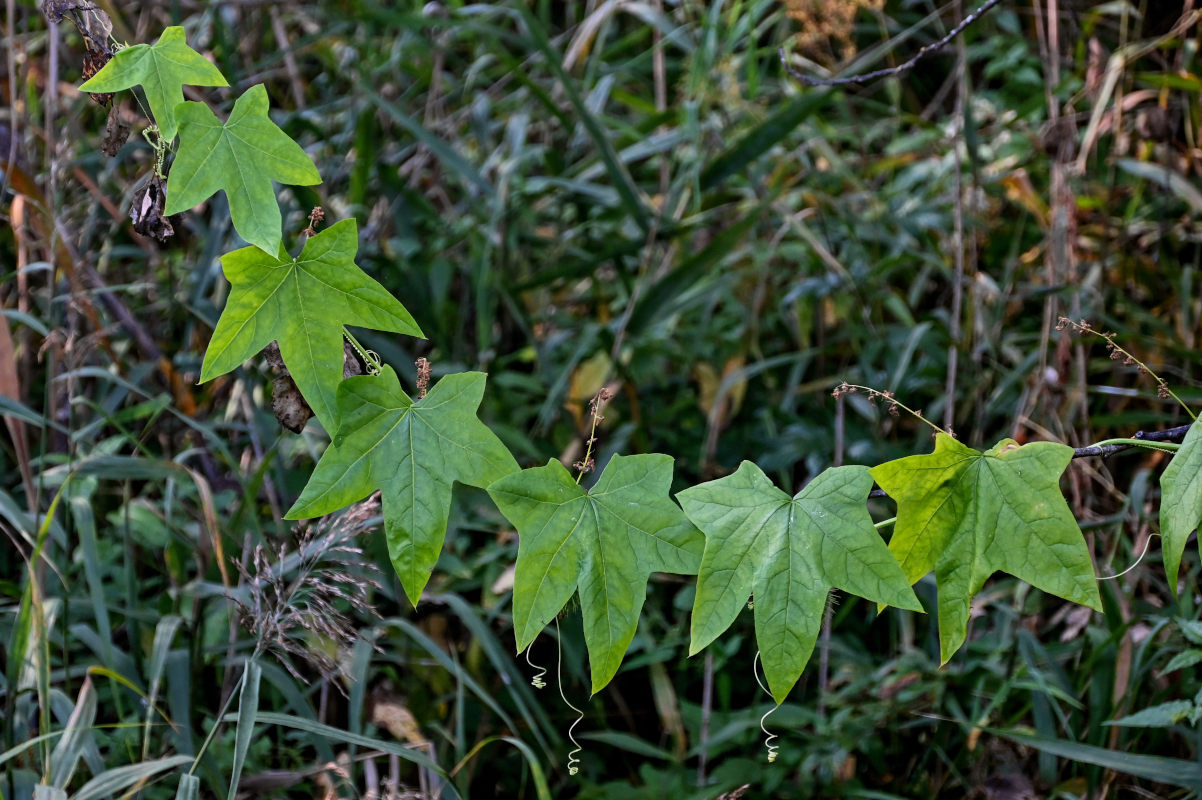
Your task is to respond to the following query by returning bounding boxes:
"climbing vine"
[75,22,1200,770]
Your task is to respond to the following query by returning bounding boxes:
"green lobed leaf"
[286,367,517,605]
[1160,421,1202,593]
[199,219,421,430]
[677,462,921,705]
[78,27,227,141]
[871,434,1101,664]
[488,454,703,694]
[166,84,321,255]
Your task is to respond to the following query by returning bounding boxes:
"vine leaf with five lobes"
[78,26,227,141]
[199,219,421,430]
[870,434,1102,664]
[677,462,922,705]
[1160,421,1202,594]
[286,365,518,605]
[488,454,704,694]
[166,83,321,255]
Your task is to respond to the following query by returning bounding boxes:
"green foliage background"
[3,0,1202,797]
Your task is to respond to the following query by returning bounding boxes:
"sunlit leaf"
[166,84,321,254]
[678,462,921,704]
[488,454,703,693]
[287,367,517,605]
[1160,422,1202,593]
[871,434,1101,663]
[78,27,227,140]
[200,219,421,430]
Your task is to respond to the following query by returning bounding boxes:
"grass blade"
[174,774,199,800]
[227,659,261,800]
[237,711,458,798]
[49,676,97,789]
[430,593,557,756]
[991,728,1202,790]
[68,755,194,800]
[451,736,551,800]
[360,86,493,197]
[700,91,830,191]
[514,6,652,233]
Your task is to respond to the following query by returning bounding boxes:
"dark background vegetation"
[3,0,1202,797]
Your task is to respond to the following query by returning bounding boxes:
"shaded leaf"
[1178,618,1202,645]
[993,728,1202,790]
[286,367,517,605]
[166,84,321,254]
[78,26,227,140]
[69,756,194,800]
[228,660,261,800]
[1160,421,1202,593]
[174,775,199,800]
[700,91,830,190]
[1163,649,1202,674]
[870,435,1101,663]
[236,712,450,779]
[200,220,420,430]
[1104,700,1194,728]
[488,454,703,693]
[678,462,921,704]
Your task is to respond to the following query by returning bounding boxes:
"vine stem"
[779,0,1003,87]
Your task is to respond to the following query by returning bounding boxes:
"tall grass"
[1,0,1201,796]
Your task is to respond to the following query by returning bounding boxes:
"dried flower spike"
[303,206,325,238]
[575,387,615,484]
[831,381,949,436]
[1058,317,1194,419]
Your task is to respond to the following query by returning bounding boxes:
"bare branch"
[780,0,1004,87]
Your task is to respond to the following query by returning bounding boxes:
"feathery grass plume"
[233,496,384,685]
[783,0,885,63]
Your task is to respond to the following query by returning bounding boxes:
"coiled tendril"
[752,651,780,763]
[526,645,547,689]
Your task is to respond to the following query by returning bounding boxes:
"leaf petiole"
[1088,438,1179,453]
[343,330,382,376]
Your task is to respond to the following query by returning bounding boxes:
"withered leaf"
[42,0,112,51]
[129,173,173,242]
[101,106,129,156]
[81,47,114,106]
[263,340,364,433]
